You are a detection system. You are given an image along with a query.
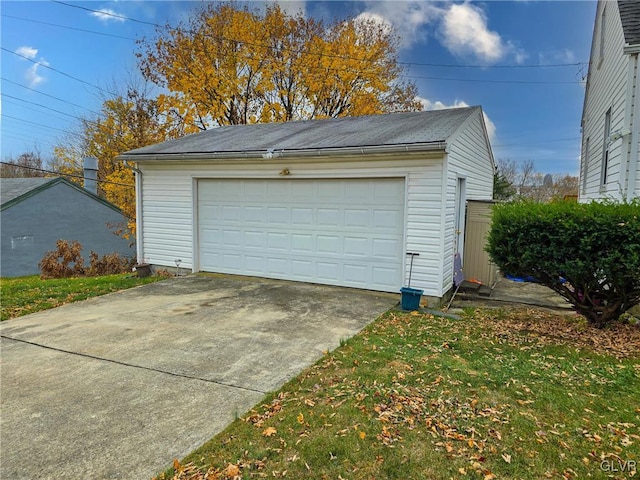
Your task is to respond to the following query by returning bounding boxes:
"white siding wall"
[441,112,495,293]
[139,155,448,298]
[581,1,632,201]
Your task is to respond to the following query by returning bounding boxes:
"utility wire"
[0,162,135,187]
[1,47,119,97]
[51,0,585,71]
[1,77,102,116]
[3,94,82,120]
[3,114,70,133]
[1,13,138,41]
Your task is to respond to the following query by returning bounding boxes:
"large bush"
[487,200,640,328]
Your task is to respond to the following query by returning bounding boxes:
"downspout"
[123,160,144,263]
[626,52,640,202]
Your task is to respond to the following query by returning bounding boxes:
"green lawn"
[158,308,640,480]
[0,274,164,321]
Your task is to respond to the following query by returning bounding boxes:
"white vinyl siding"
[139,156,447,298]
[441,111,494,293]
[581,0,632,201]
[136,110,494,300]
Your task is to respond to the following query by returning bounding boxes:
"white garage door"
[197,178,405,292]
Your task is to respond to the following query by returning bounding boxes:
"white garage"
[120,107,495,303]
[197,178,404,291]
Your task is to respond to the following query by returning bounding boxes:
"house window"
[582,137,590,193]
[601,108,611,187]
[598,6,606,67]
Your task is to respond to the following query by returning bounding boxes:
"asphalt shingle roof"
[618,0,640,46]
[1,177,54,206]
[123,107,480,158]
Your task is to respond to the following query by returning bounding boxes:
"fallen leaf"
[502,453,512,463]
[263,427,277,437]
[224,463,240,476]
[359,431,366,440]
[297,413,304,424]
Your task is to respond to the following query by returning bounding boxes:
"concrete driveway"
[0,275,396,480]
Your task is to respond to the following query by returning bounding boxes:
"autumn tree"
[137,2,421,131]
[1,151,47,177]
[53,83,182,237]
[494,158,578,202]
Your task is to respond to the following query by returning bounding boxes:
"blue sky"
[1,1,596,175]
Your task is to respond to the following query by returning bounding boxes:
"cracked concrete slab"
[0,275,396,480]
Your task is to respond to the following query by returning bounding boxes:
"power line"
[2,114,70,134]
[1,47,118,97]
[0,13,138,41]
[402,74,581,85]
[0,161,135,187]
[51,0,585,71]
[1,77,102,115]
[3,98,73,124]
[3,94,81,120]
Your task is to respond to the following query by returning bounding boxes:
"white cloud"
[538,48,576,65]
[482,111,496,144]
[25,59,49,88]
[417,96,496,143]
[437,2,526,65]
[354,12,393,37]
[358,2,441,48]
[439,3,505,63]
[15,46,48,87]
[90,8,125,22]
[15,46,38,59]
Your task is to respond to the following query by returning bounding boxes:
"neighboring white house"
[580,0,640,202]
[119,107,494,303]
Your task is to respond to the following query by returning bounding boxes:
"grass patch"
[1,274,164,321]
[158,308,640,480]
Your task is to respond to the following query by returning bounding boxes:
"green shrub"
[486,200,640,328]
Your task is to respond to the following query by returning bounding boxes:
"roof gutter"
[117,141,448,163]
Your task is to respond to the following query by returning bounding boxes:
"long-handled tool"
[406,252,419,287]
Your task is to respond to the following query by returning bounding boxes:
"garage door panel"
[244,231,265,248]
[267,232,289,251]
[267,257,288,275]
[317,235,339,254]
[245,255,266,273]
[344,209,369,227]
[244,206,264,222]
[344,237,368,256]
[318,262,341,281]
[317,209,340,227]
[291,208,313,225]
[291,234,314,253]
[291,259,314,278]
[198,179,404,292]
[373,210,403,229]
[344,264,368,283]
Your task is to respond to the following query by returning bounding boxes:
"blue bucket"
[400,287,424,311]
